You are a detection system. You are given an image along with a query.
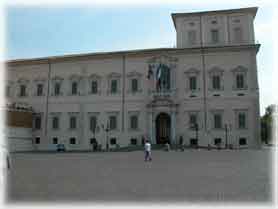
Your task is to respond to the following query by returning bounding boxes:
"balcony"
[148,89,177,101]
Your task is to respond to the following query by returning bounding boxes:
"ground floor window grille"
[53,137,58,144]
[110,138,117,145]
[190,138,197,146]
[239,138,247,145]
[90,138,97,144]
[214,138,222,145]
[130,138,137,145]
[70,137,76,144]
[35,137,40,144]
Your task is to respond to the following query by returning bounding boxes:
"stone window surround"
[106,111,120,132]
[51,76,64,96]
[208,67,224,91]
[68,74,82,96]
[88,74,102,95]
[210,109,224,130]
[50,112,62,130]
[5,80,14,98]
[107,72,121,95]
[184,68,200,92]
[88,112,100,133]
[128,111,140,131]
[33,77,46,97]
[68,112,79,130]
[186,110,201,130]
[126,71,143,94]
[231,66,248,90]
[17,78,29,97]
[234,109,248,130]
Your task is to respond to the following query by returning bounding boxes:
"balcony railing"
[148,89,177,100]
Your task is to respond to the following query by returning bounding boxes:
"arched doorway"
[156,113,171,144]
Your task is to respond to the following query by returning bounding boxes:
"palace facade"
[5,7,261,151]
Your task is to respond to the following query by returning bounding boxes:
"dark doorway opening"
[156,113,171,144]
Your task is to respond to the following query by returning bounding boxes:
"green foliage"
[261,104,276,144]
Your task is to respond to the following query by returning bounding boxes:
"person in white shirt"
[144,140,152,161]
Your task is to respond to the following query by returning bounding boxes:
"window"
[52,117,59,130]
[90,116,97,132]
[214,114,222,129]
[236,74,245,89]
[234,27,242,42]
[35,137,40,144]
[37,84,43,96]
[19,85,26,97]
[53,137,58,144]
[90,138,97,144]
[188,30,196,44]
[212,75,221,90]
[70,116,77,129]
[110,138,117,145]
[239,137,247,145]
[190,138,197,146]
[111,79,118,94]
[91,81,98,94]
[238,112,246,129]
[34,116,41,130]
[130,138,137,145]
[70,137,76,144]
[5,86,10,97]
[189,114,197,128]
[211,29,219,43]
[189,76,197,90]
[131,79,138,93]
[109,115,117,130]
[214,138,222,145]
[130,115,138,130]
[72,82,78,95]
[54,83,61,96]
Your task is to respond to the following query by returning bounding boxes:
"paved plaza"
[5,148,273,203]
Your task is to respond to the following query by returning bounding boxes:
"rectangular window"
[110,137,116,145]
[72,82,78,95]
[236,74,245,89]
[130,115,138,130]
[54,83,60,96]
[131,79,138,92]
[109,115,117,130]
[6,86,10,97]
[238,113,246,129]
[189,114,197,127]
[70,137,76,144]
[20,85,26,97]
[111,79,118,94]
[212,75,221,90]
[35,137,40,144]
[91,81,98,94]
[239,137,247,145]
[52,117,59,130]
[190,138,197,146]
[234,27,242,42]
[130,138,137,145]
[211,29,219,43]
[214,114,222,129]
[34,116,41,130]
[53,137,58,144]
[70,116,77,129]
[90,116,97,132]
[37,84,43,96]
[188,30,196,44]
[189,76,197,90]
[214,138,222,145]
[90,138,97,144]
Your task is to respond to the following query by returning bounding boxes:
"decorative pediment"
[69,74,82,81]
[17,78,29,84]
[51,76,64,81]
[126,71,142,78]
[107,72,121,78]
[33,77,46,83]
[231,65,248,73]
[208,66,224,74]
[184,67,200,74]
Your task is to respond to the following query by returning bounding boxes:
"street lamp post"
[105,123,110,151]
[195,123,199,148]
[225,124,228,149]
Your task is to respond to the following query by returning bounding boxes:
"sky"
[3,0,277,115]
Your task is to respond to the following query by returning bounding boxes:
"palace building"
[5,7,261,151]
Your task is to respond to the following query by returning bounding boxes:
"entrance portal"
[156,113,171,144]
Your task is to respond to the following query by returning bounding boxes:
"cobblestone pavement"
[5,148,273,203]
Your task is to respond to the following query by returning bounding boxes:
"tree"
[261,104,277,144]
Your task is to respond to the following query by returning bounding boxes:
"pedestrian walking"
[144,140,152,162]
